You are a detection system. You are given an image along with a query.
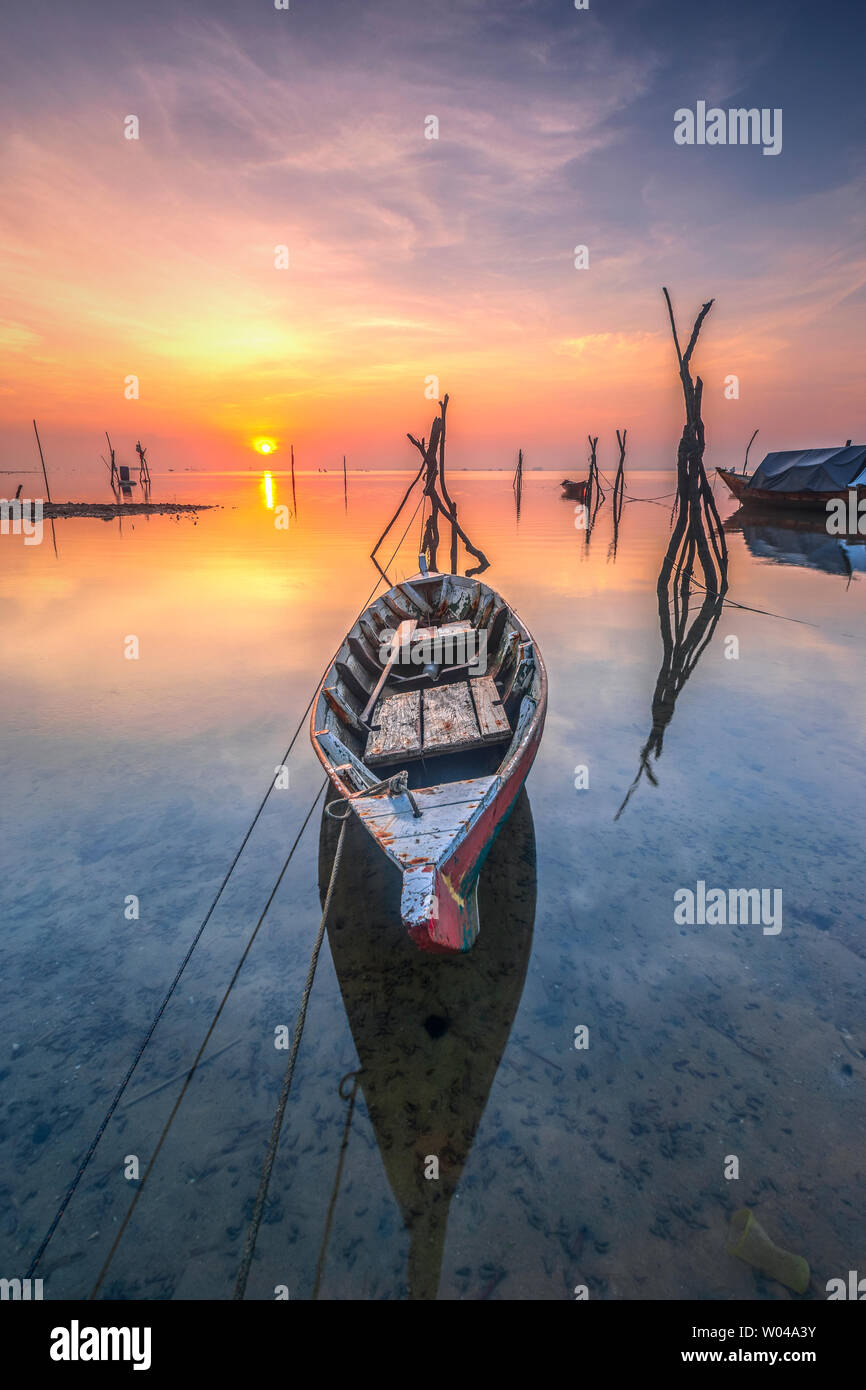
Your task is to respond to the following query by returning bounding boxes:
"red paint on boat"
[311,571,547,955]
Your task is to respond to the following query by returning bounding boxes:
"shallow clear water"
[1,468,864,1300]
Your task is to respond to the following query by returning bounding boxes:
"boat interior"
[313,571,542,793]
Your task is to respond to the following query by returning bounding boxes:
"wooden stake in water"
[614,429,627,502]
[608,429,627,561]
[291,444,297,516]
[32,420,52,503]
[343,454,347,509]
[512,448,524,517]
[135,440,151,488]
[105,431,119,494]
[436,396,459,573]
[743,427,759,476]
[32,419,58,556]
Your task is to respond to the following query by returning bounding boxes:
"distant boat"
[718,446,866,511]
[560,478,588,501]
[310,567,547,953]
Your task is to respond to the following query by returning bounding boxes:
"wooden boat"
[718,446,866,512]
[561,478,588,501]
[718,467,866,511]
[310,569,546,954]
[318,786,536,1299]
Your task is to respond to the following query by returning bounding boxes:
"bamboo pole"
[659,288,727,594]
[435,396,458,573]
[614,429,627,498]
[33,420,52,503]
[583,434,605,544]
[32,420,58,556]
[513,448,524,516]
[513,448,524,491]
[371,395,490,582]
[743,428,759,475]
[135,440,151,487]
[408,413,489,576]
[608,430,627,560]
[105,431,119,494]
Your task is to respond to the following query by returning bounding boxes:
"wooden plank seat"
[365,676,510,766]
[365,690,422,764]
[422,682,478,755]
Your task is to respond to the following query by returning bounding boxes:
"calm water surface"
[1,468,864,1300]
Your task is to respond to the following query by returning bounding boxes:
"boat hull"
[311,571,547,954]
[561,479,588,502]
[718,468,866,513]
[399,698,544,953]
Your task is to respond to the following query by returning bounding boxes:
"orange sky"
[1,1,864,485]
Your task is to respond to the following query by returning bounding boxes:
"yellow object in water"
[727,1208,810,1294]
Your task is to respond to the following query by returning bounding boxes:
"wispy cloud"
[0,0,863,471]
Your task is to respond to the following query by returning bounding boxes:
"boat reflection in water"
[725,507,866,580]
[318,786,537,1300]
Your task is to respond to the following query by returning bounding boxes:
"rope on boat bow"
[326,768,422,821]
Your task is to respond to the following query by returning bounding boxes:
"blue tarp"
[749,446,866,493]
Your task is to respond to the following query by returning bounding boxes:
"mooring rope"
[88,779,328,1299]
[26,733,316,1280]
[233,813,349,1300]
[622,489,679,506]
[28,499,422,1280]
[688,576,817,627]
[311,1067,362,1301]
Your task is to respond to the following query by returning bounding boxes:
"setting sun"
[253,437,277,456]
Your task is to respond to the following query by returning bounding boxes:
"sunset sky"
[1,0,864,482]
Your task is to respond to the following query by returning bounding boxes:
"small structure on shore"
[14,424,214,525]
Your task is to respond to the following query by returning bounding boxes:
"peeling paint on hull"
[403,714,544,953]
